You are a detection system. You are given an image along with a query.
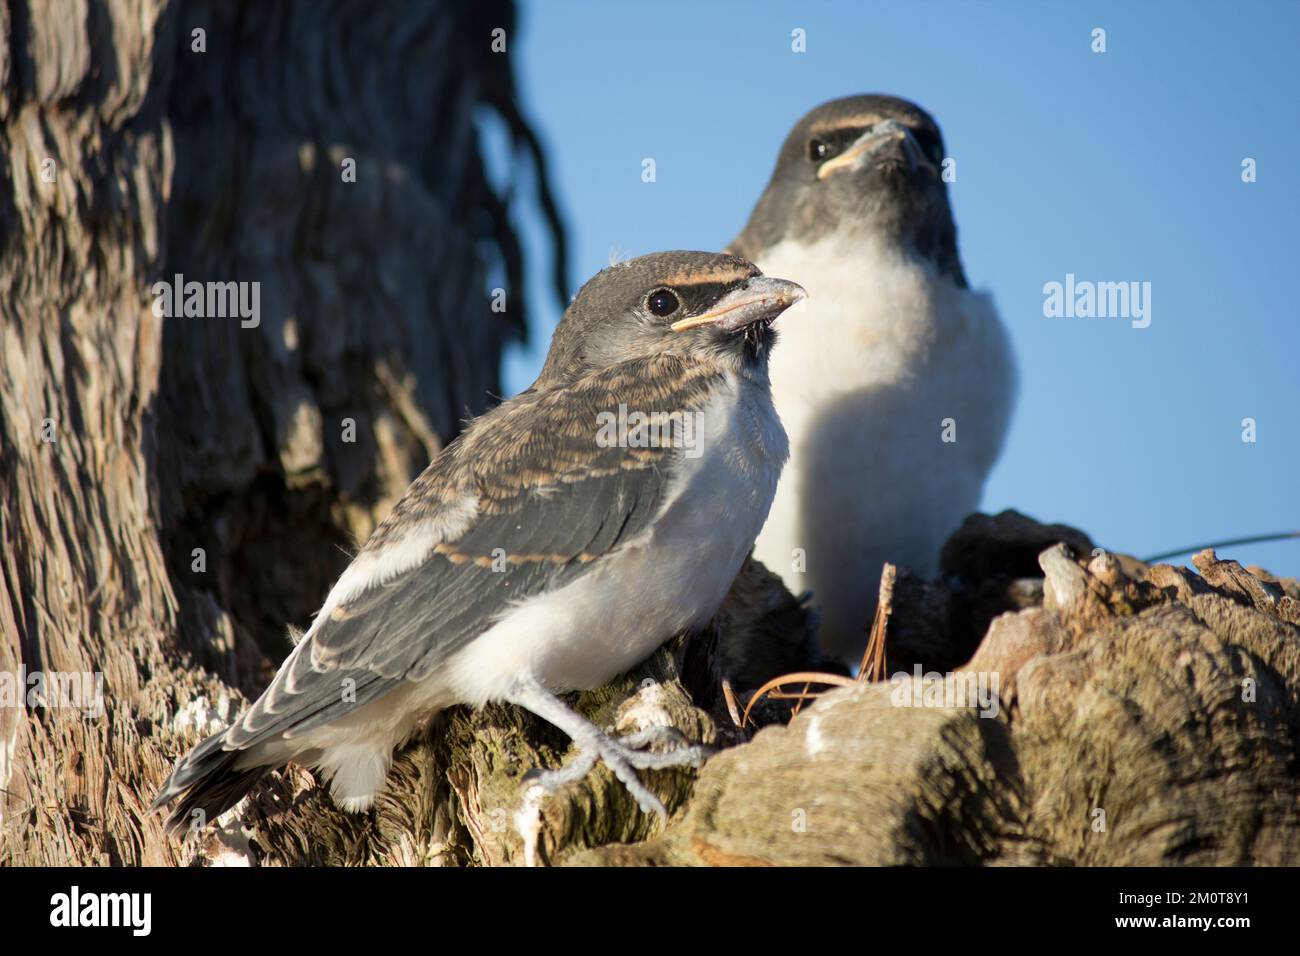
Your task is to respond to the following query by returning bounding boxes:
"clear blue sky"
[488,0,1300,576]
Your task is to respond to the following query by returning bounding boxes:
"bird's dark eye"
[913,127,944,164]
[808,138,831,162]
[646,289,679,317]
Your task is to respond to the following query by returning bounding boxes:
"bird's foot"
[507,674,714,818]
[525,724,713,818]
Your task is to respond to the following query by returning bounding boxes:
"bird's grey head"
[735,94,967,287]
[536,251,806,385]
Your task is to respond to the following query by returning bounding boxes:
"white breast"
[751,233,1016,661]
[444,371,788,703]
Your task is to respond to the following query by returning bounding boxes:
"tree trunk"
[0,0,564,866]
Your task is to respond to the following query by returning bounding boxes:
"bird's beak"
[817,119,935,179]
[670,276,807,333]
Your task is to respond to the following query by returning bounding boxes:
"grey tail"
[150,731,271,834]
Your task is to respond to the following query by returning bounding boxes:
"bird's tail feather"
[151,731,270,834]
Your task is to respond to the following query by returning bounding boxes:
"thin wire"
[1142,531,1300,564]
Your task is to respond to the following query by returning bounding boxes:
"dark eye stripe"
[666,281,738,320]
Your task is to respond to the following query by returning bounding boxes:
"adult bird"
[153,252,805,828]
[731,94,1017,664]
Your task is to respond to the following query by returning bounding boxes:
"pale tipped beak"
[816,118,935,180]
[670,276,807,333]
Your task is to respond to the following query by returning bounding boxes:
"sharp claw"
[603,756,668,818]
[519,726,710,818]
[507,679,710,823]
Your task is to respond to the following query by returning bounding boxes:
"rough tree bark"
[0,0,565,865]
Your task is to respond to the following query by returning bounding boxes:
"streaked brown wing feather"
[222,355,725,748]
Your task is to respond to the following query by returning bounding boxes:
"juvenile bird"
[153,252,804,827]
[732,95,1017,663]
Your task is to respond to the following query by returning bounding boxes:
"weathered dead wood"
[571,523,1300,866]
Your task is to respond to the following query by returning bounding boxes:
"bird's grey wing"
[223,356,724,749]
